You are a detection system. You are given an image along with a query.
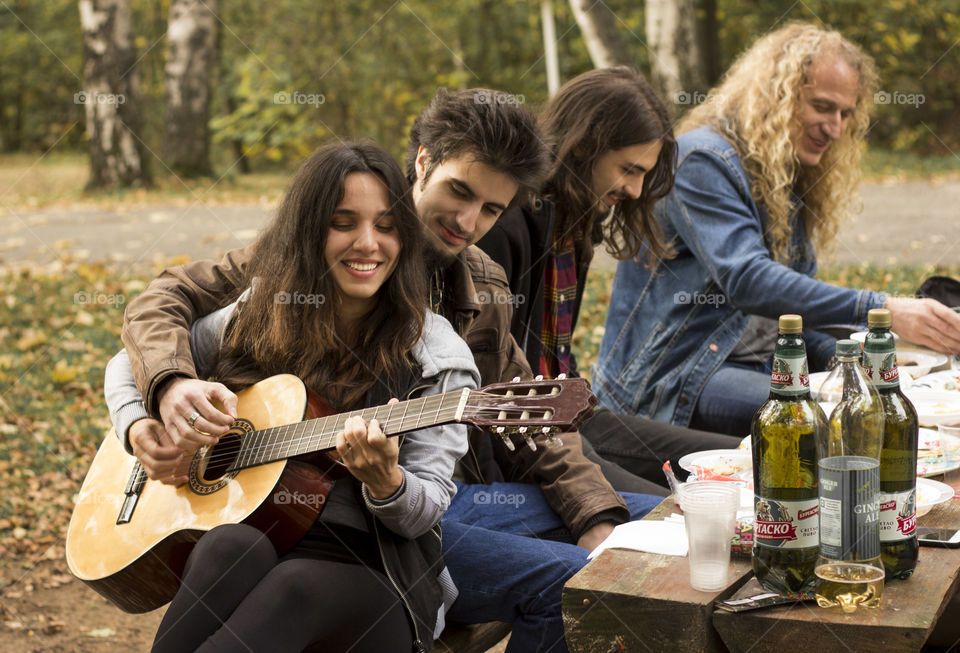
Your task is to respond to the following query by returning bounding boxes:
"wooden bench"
[434,621,511,653]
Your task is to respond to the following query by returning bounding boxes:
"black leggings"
[152,524,412,653]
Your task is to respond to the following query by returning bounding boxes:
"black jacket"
[477,197,592,376]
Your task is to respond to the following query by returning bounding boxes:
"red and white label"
[754,496,818,549]
[863,350,900,390]
[770,355,810,395]
[879,488,916,541]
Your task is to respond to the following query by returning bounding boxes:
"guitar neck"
[228,388,471,471]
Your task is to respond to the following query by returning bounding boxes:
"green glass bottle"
[864,308,919,580]
[751,314,827,593]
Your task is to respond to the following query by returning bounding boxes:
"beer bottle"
[751,314,826,593]
[863,308,919,580]
[815,339,886,612]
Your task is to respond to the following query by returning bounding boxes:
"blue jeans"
[441,482,660,653]
[692,329,836,436]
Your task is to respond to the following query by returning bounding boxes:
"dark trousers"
[579,408,743,494]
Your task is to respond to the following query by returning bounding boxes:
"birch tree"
[567,0,631,68]
[645,0,711,116]
[164,0,218,176]
[78,0,149,189]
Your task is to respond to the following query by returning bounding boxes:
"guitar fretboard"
[227,389,469,471]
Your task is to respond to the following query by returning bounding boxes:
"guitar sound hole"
[203,434,242,481]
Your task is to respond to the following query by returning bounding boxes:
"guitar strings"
[196,399,562,469]
[200,404,557,469]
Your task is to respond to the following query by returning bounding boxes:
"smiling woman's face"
[324,172,400,320]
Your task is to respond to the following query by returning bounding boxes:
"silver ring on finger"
[187,411,201,428]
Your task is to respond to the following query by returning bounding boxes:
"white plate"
[917,477,955,517]
[916,429,960,476]
[677,449,752,479]
[911,370,960,393]
[897,351,949,378]
[904,389,960,426]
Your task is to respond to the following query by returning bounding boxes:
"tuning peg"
[495,425,515,452]
[534,375,543,381]
[542,427,563,449]
[557,373,567,380]
[514,426,534,450]
[512,376,521,383]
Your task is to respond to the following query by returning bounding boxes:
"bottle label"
[819,455,880,559]
[770,354,809,396]
[753,496,819,549]
[879,488,917,542]
[862,350,899,389]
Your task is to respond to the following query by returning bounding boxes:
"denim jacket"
[593,126,885,426]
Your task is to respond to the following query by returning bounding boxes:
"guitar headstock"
[460,376,597,449]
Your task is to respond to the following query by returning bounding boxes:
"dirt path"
[1,179,959,272]
[1,570,161,652]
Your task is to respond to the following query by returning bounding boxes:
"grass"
[0,147,958,211]
[0,152,290,210]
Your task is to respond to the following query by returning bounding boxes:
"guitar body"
[66,372,597,614]
[66,374,338,613]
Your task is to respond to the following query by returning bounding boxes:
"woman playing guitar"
[106,142,478,652]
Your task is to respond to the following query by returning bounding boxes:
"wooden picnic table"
[562,482,960,652]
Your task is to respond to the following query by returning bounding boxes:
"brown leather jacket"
[121,246,628,538]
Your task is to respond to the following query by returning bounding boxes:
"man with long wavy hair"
[595,22,960,436]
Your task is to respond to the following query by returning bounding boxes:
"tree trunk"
[645,0,710,118]
[696,0,720,86]
[163,0,217,177]
[78,0,149,190]
[568,0,631,68]
[541,0,560,96]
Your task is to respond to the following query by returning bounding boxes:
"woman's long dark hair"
[219,142,427,410]
[541,66,677,263]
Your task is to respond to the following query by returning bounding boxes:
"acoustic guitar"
[66,374,595,613]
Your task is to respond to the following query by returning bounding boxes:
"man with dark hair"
[114,87,660,653]
[478,69,741,491]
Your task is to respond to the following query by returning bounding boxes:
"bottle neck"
[769,333,811,398]
[862,327,900,391]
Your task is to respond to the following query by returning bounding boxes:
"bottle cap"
[868,308,892,328]
[778,314,802,334]
[835,339,860,358]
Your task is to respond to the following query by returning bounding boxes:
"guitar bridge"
[116,462,147,525]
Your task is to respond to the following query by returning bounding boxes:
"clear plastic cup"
[938,421,960,464]
[679,482,740,591]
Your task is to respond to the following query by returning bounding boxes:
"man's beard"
[423,236,457,272]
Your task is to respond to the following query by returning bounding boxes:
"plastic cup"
[938,421,960,464]
[679,482,740,592]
